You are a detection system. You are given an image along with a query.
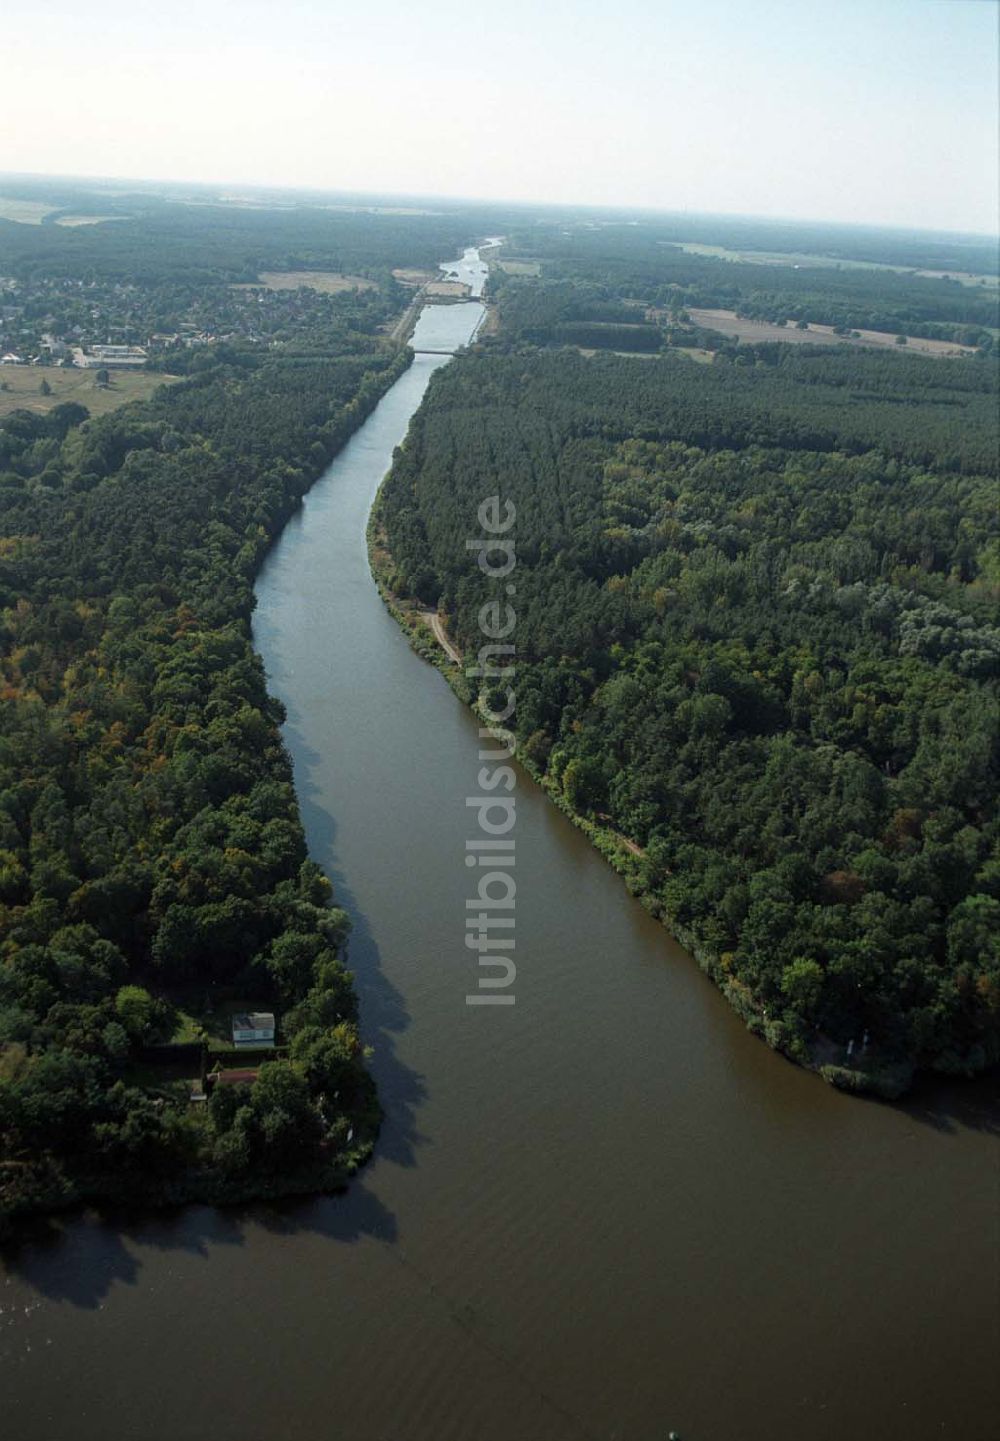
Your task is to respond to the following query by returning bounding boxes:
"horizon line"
[1,167,997,244]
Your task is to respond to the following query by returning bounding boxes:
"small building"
[231,1011,276,1048]
[72,343,147,369]
[91,343,146,360]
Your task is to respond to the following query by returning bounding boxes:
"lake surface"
[2,278,998,1441]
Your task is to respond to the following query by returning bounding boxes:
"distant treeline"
[0,200,477,285]
[494,221,998,345]
[594,213,999,277]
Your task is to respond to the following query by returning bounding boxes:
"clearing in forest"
[235,270,378,294]
[0,198,57,224]
[688,308,980,357]
[0,366,179,419]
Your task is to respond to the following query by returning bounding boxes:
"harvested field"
[392,268,434,287]
[425,281,470,298]
[688,308,979,357]
[54,214,127,227]
[0,198,56,224]
[234,270,377,294]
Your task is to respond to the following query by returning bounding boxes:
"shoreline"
[0,336,419,1240]
[367,490,918,1102]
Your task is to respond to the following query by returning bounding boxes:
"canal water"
[438,243,492,296]
[1,279,997,1441]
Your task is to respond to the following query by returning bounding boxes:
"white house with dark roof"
[231,1012,276,1048]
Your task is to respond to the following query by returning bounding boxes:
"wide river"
[2,275,998,1441]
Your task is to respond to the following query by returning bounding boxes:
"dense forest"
[379,344,1000,1095]
[492,220,998,348]
[0,207,432,1231]
[1,187,998,1231]
[0,195,478,285]
[537,211,1000,277]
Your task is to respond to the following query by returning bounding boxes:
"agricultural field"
[244,269,378,293]
[0,197,57,224]
[53,214,127,227]
[392,267,434,286]
[0,365,179,418]
[687,307,980,357]
[425,280,470,297]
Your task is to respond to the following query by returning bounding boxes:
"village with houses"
[0,264,394,387]
[0,273,215,371]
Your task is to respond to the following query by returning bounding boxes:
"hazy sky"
[3,0,998,233]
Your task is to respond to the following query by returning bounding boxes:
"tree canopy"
[379,343,999,1094]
